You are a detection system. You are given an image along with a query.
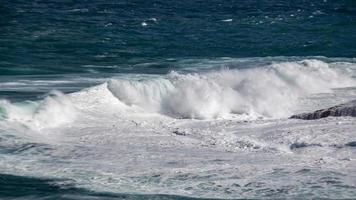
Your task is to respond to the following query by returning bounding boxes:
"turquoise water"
[1,1,356,199]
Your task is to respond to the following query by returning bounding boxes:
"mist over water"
[1,0,356,199]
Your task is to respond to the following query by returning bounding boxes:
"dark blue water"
[1,1,356,199]
[0,174,207,200]
[1,0,356,75]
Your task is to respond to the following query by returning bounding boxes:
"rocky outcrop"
[291,100,356,120]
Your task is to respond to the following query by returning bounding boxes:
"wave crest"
[107,59,356,119]
[0,91,77,130]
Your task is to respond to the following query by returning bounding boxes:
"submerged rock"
[291,100,356,120]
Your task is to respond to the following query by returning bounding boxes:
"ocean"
[1,0,356,199]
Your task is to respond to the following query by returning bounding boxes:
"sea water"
[1,1,356,199]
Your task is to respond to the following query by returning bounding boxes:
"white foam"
[0,91,77,130]
[1,59,356,199]
[221,19,233,22]
[107,59,356,119]
[108,78,174,112]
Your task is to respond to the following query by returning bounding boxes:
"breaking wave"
[0,91,77,130]
[0,59,355,126]
[108,59,356,119]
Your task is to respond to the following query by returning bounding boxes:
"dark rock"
[290,100,356,120]
[172,129,186,136]
[345,141,356,147]
[290,142,322,149]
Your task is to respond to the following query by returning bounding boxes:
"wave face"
[108,59,355,119]
[0,91,76,130]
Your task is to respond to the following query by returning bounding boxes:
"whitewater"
[1,58,356,198]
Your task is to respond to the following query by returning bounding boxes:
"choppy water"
[1,0,356,76]
[1,0,356,199]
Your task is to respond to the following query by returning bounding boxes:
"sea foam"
[0,91,77,130]
[107,59,356,119]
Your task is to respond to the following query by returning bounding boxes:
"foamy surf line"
[1,58,356,199]
[108,59,356,120]
[1,59,356,129]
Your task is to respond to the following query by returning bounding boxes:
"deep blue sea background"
[1,0,356,76]
[1,1,356,199]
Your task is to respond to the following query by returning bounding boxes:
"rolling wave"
[0,91,77,130]
[107,59,356,119]
[0,59,355,130]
